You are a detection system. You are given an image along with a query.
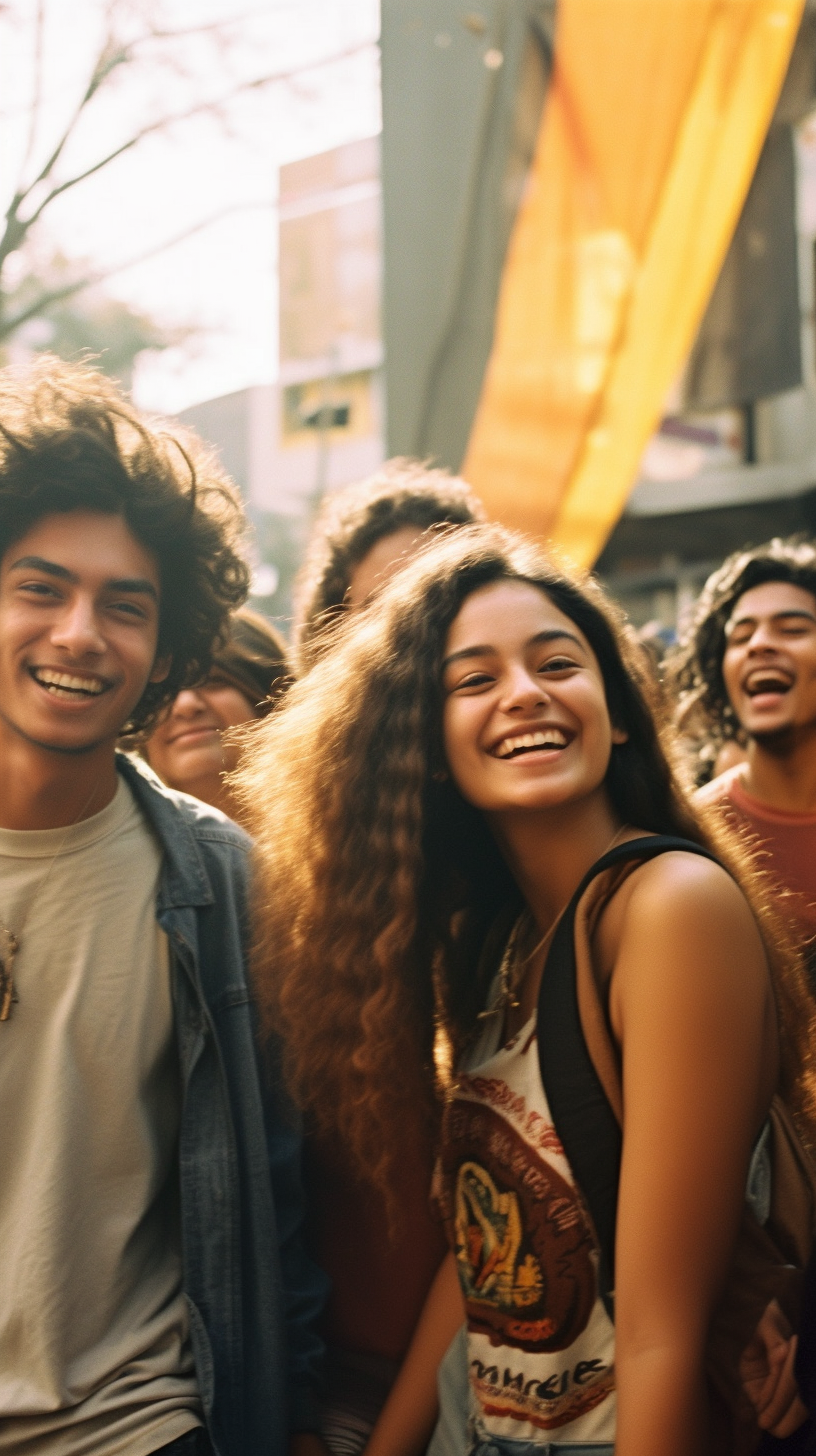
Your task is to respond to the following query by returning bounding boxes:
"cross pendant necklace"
[0,924,19,1021]
[0,782,100,1023]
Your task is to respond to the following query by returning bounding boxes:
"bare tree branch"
[1,280,104,338]
[129,7,296,45]
[0,199,273,341]
[9,37,373,231]
[0,5,378,352]
[9,32,132,226]
[18,0,46,188]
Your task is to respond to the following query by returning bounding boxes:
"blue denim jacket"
[119,754,327,1456]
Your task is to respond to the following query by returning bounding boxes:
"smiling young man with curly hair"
[673,537,816,978]
[0,358,326,1456]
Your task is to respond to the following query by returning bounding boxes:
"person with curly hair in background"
[144,605,289,824]
[673,537,816,987]
[0,358,326,1456]
[237,523,816,1456]
[279,460,484,1455]
[292,458,484,672]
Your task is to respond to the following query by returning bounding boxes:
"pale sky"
[0,0,381,414]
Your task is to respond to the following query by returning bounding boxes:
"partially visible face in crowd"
[0,510,167,757]
[722,580,816,744]
[345,526,428,609]
[145,673,259,793]
[441,579,625,822]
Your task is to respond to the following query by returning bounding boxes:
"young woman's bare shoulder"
[625,848,749,921]
[603,849,775,1125]
[595,848,765,994]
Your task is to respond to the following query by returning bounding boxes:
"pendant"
[0,926,19,1021]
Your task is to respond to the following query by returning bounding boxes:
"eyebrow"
[726,608,816,632]
[442,627,584,670]
[9,556,158,603]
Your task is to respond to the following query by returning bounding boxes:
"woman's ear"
[611,724,629,745]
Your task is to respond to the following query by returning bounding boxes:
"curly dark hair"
[670,537,816,782]
[0,355,250,735]
[291,458,484,670]
[237,523,816,1205]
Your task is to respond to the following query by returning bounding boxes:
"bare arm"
[605,854,776,1456]
[364,1251,465,1456]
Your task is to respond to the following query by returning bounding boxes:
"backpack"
[534,834,816,1456]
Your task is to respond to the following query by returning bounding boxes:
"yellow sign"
[281,370,377,450]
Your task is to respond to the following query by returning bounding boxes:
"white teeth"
[495,728,568,758]
[33,669,105,696]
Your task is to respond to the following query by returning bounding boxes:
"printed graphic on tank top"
[437,1001,616,1446]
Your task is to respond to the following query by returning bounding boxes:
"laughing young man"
[674,538,816,976]
[0,358,326,1456]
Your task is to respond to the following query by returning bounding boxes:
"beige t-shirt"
[0,777,202,1455]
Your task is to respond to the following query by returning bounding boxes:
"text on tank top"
[437,995,616,1444]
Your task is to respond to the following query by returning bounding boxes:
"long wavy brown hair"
[236,526,816,1203]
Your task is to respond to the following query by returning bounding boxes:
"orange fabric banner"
[462,0,804,565]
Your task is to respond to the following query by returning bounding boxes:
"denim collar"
[115,752,215,909]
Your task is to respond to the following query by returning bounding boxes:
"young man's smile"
[28,665,113,702]
[722,581,816,742]
[0,510,168,757]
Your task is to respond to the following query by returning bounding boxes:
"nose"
[498,662,549,713]
[49,596,106,658]
[745,620,779,653]
[169,687,208,720]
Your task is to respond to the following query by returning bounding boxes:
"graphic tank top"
[437,996,616,1444]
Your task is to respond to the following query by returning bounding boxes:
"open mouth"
[743,669,793,699]
[30,667,108,700]
[493,728,571,759]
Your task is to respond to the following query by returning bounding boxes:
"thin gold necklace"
[0,783,101,1021]
[481,823,631,1025]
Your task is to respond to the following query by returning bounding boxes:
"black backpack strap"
[536,834,720,1319]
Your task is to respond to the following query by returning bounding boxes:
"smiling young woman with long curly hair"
[236,525,816,1456]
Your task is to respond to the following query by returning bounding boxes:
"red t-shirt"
[699,766,816,943]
